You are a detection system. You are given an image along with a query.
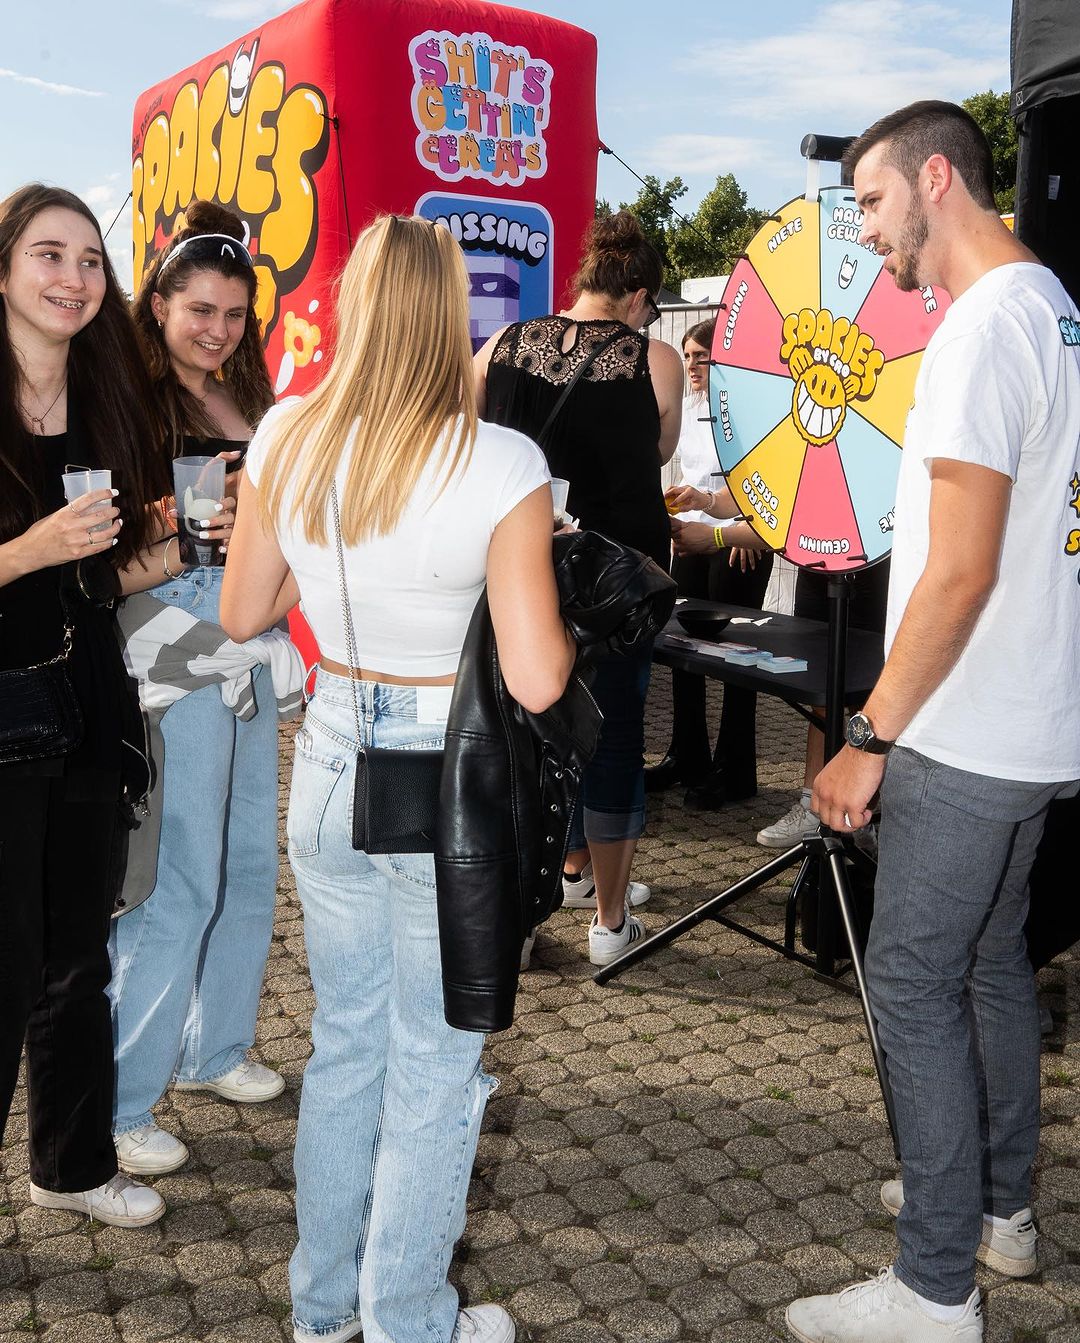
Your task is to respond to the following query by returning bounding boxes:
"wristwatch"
[845,712,894,755]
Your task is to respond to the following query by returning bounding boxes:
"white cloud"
[0,67,104,98]
[640,134,784,178]
[688,1,1008,127]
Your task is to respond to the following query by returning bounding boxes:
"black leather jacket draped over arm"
[435,531,676,1034]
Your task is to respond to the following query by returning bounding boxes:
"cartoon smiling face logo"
[780,307,885,447]
[229,39,259,116]
[788,346,859,445]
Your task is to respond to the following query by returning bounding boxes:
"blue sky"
[2,0,1011,288]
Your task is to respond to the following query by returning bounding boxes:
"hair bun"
[587,210,646,256]
[180,199,245,243]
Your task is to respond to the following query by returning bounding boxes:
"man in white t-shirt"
[786,101,1080,1343]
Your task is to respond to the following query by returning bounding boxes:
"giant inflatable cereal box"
[130,0,599,399]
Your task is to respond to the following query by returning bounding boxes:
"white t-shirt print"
[886,263,1080,782]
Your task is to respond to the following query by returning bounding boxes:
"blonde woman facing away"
[221,215,575,1343]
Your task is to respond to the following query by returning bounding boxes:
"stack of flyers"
[691,640,754,659]
[722,648,774,666]
[759,656,809,674]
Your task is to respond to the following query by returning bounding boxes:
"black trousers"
[0,773,120,1192]
[668,550,774,782]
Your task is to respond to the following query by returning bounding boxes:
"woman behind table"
[108,201,281,1179]
[646,318,773,810]
[0,185,171,1226]
[474,211,684,967]
[221,215,575,1343]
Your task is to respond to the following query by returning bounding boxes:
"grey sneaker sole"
[30,1184,166,1227]
[880,1185,1036,1277]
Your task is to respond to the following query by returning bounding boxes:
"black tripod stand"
[595,573,900,1159]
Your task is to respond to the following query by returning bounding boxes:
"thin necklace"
[22,376,67,435]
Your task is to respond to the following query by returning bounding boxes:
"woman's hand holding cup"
[13,490,121,573]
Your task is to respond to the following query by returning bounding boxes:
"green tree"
[668,173,767,284]
[962,90,1017,214]
[598,170,766,290]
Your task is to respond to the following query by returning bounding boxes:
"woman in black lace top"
[475,211,683,968]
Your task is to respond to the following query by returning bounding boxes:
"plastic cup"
[62,466,112,531]
[173,456,225,566]
[551,477,570,528]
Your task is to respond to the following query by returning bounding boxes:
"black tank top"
[484,316,670,570]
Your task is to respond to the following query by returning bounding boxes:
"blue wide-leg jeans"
[867,745,1077,1304]
[287,671,493,1343]
[110,568,279,1133]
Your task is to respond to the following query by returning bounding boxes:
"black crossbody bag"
[0,585,84,765]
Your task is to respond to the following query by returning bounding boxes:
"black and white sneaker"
[587,902,645,966]
[562,860,650,909]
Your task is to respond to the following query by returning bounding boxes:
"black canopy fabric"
[1011,0,1080,118]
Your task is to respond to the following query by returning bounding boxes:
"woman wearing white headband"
[107,200,285,1181]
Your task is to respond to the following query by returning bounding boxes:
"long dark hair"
[132,200,274,451]
[0,184,170,561]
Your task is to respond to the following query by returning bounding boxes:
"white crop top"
[245,401,550,677]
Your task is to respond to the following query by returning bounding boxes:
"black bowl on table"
[675,610,732,642]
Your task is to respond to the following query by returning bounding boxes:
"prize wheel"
[710,185,950,572]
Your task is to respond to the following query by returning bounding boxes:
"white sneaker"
[293,1319,361,1343]
[30,1173,165,1228]
[881,1180,1037,1277]
[454,1304,515,1342]
[174,1059,285,1103]
[786,1267,982,1342]
[757,797,821,849]
[561,860,651,909]
[519,931,536,971]
[588,902,645,966]
[115,1122,189,1175]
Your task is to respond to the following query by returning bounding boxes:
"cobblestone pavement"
[2,669,1077,1343]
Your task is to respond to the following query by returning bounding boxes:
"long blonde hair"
[257,214,477,544]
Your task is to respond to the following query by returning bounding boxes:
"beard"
[890,196,929,292]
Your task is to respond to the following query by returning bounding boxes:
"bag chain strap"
[329,482,365,750]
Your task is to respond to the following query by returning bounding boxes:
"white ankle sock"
[986,1212,1014,1230]
[913,1290,969,1323]
[799,787,812,808]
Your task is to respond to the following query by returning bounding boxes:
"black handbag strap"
[533,328,625,448]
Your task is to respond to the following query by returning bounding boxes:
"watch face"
[847,715,871,748]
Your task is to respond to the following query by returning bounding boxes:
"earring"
[157,320,163,329]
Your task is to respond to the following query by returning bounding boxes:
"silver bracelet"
[162,536,183,580]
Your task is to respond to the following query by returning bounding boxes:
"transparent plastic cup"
[173,456,225,567]
[62,465,112,531]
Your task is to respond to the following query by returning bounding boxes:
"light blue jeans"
[109,568,279,1134]
[868,746,1078,1304]
[288,670,493,1343]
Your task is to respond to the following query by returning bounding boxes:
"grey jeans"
[867,745,1078,1304]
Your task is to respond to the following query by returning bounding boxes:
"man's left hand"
[812,745,885,832]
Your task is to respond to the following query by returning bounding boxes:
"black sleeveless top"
[484,317,670,570]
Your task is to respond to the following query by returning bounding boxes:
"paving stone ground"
[1,669,1077,1342]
